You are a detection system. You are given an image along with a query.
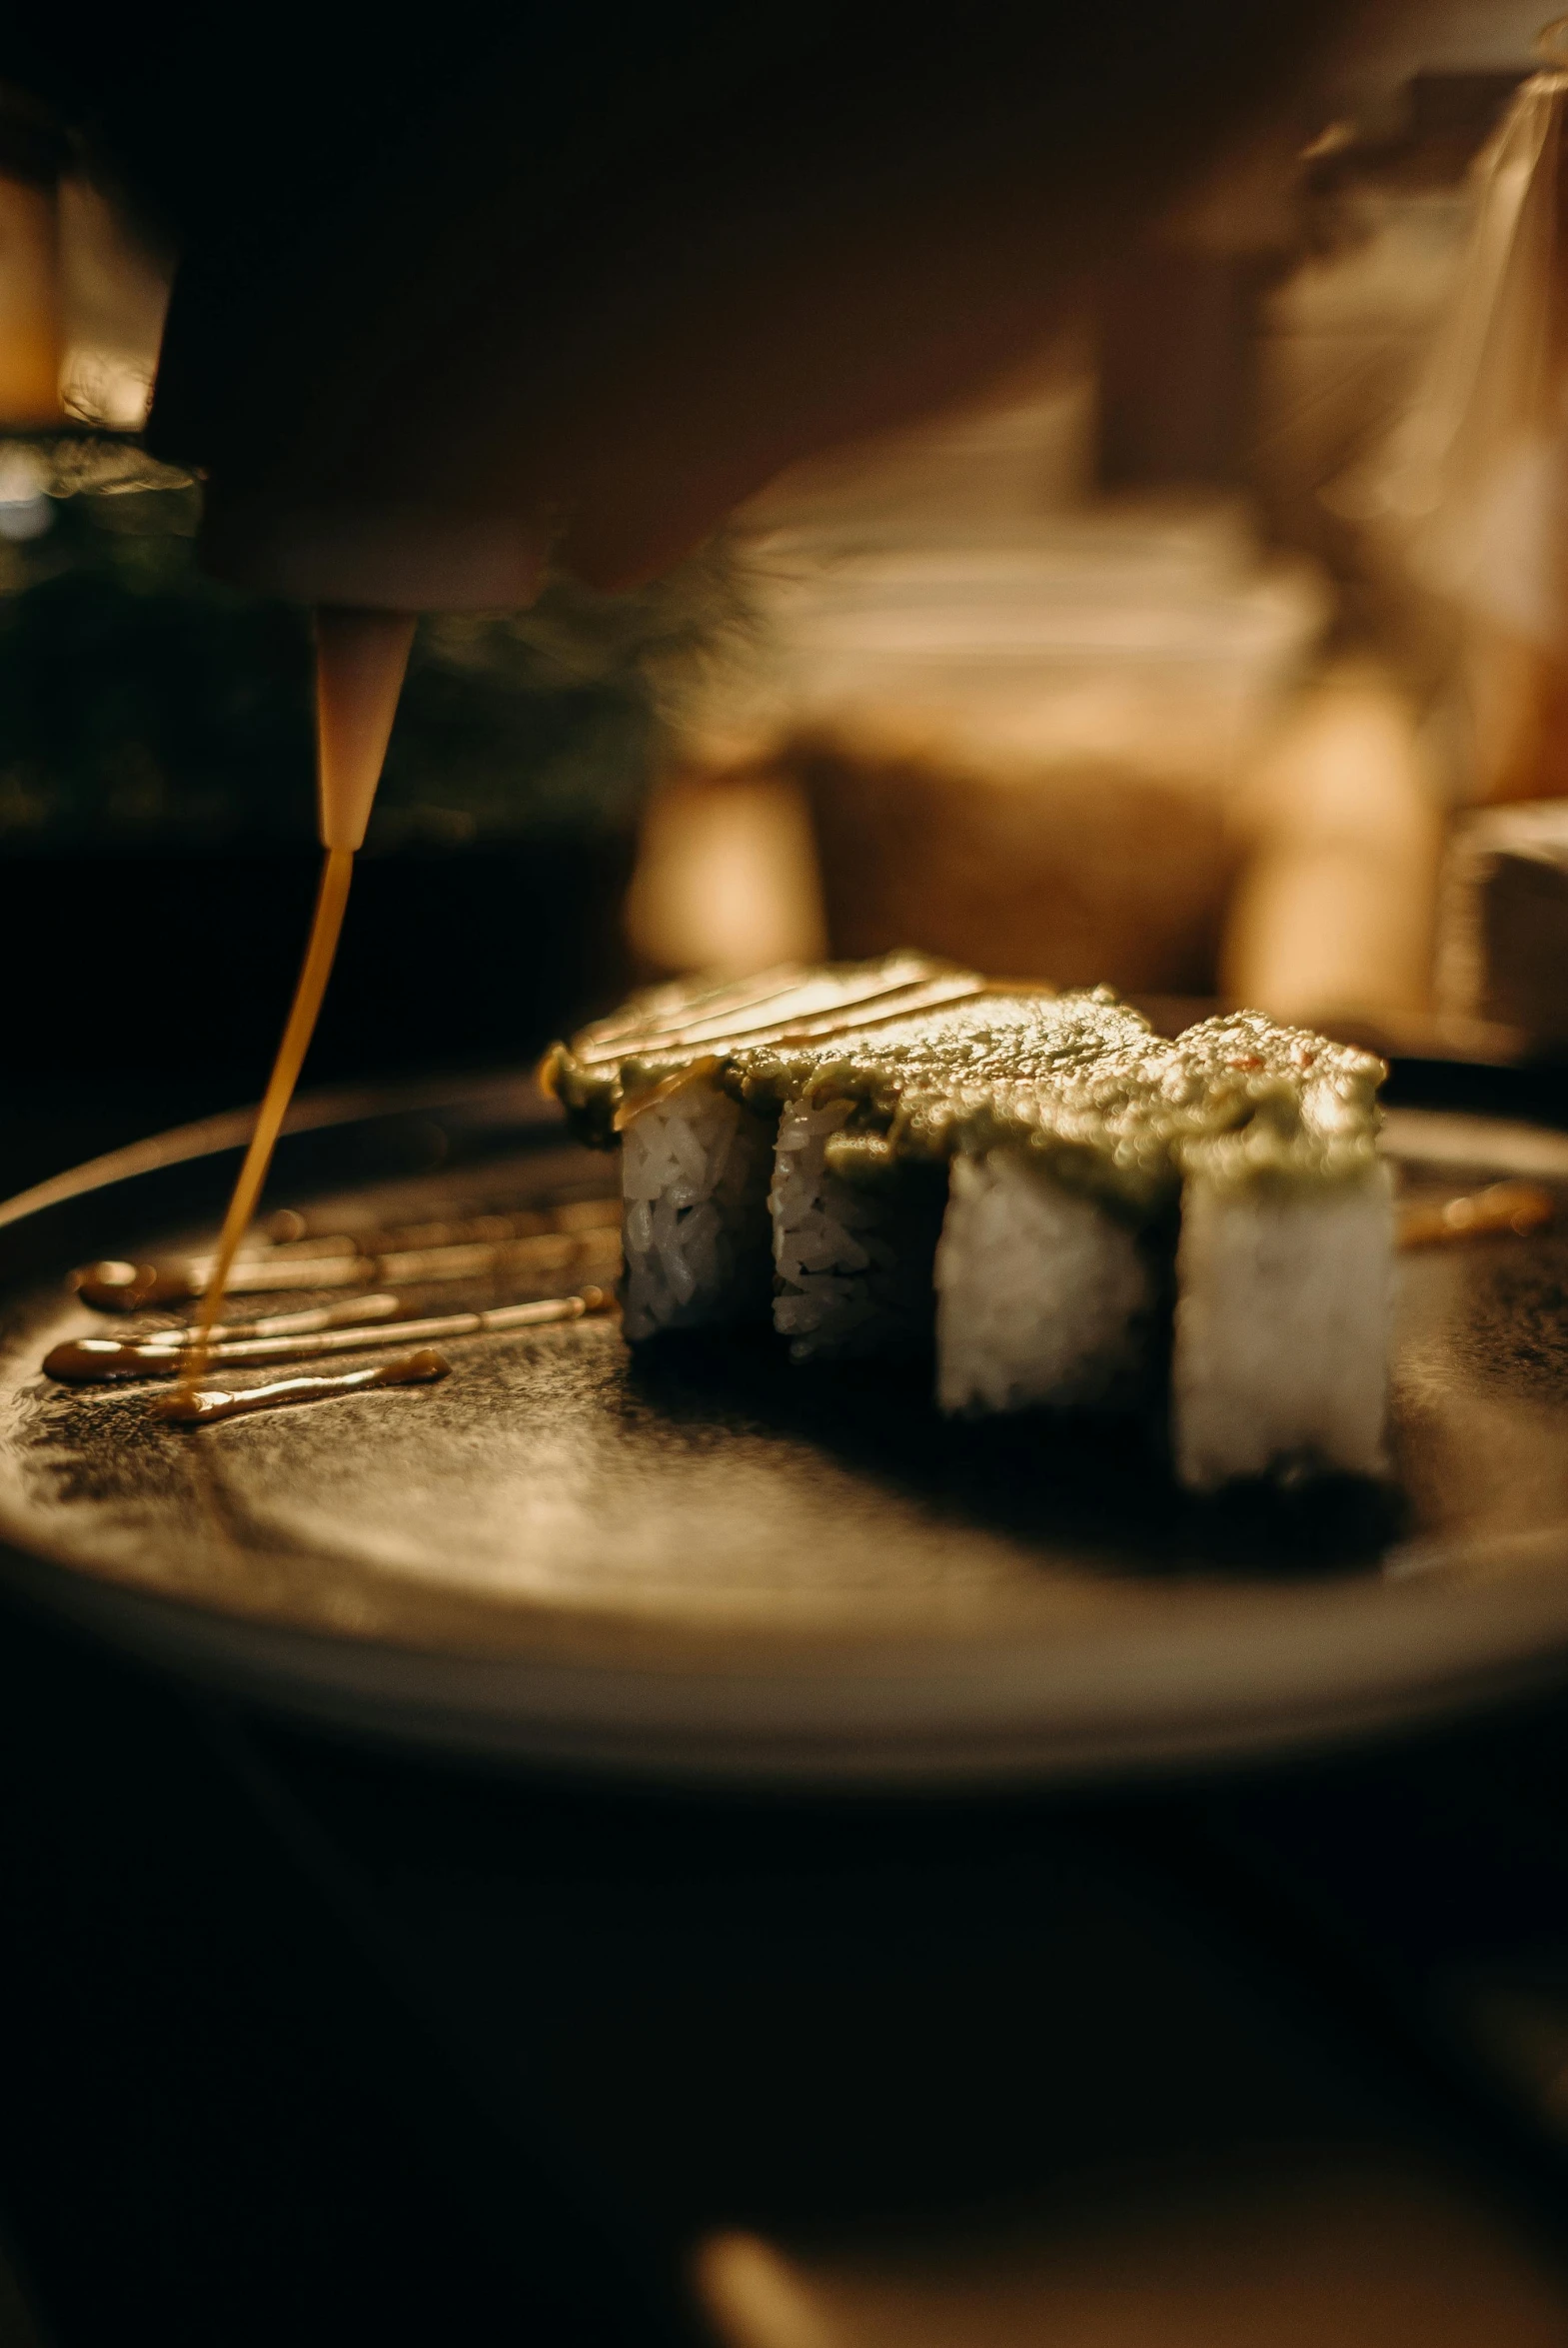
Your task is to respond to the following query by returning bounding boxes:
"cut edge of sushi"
[771,1096,943,1361]
[619,1077,777,1341]
[933,1148,1159,1416]
[1171,1159,1393,1492]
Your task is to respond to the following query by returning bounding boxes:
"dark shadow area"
[627,1327,1407,1581]
[217,1681,1568,2266]
[9,839,634,1100]
[1383,1055,1568,1130]
[0,1596,690,2348]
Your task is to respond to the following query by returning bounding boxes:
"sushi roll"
[928,1007,1191,1418]
[546,965,1391,1490]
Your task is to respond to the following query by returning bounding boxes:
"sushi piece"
[769,1095,947,1360]
[733,985,1157,1365]
[1168,1015,1392,1489]
[544,954,985,1343]
[934,1008,1390,1483]
[934,1151,1157,1414]
[1172,1155,1392,1488]
[925,1011,1194,1418]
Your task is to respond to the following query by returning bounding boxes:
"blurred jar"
[641,480,1327,993]
[1222,661,1443,1030]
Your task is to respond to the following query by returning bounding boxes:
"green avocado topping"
[546,965,1385,1214]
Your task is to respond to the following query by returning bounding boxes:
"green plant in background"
[0,461,735,850]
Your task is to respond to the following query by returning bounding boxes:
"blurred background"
[10,15,1568,2348]
[0,4,1566,1129]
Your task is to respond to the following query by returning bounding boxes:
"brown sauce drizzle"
[152,1348,450,1426]
[73,1200,621,1312]
[265,1196,622,1253]
[75,1261,204,1311]
[45,1287,613,1386]
[181,1293,403,1343]
[571,971,984,1071]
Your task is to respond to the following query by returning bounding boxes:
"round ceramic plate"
[1,1074,1567,1785]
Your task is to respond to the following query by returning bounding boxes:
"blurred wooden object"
[0,85,66,425]
[1256,73,1519,598]
[1437,798,1568,1043]
[0,172,61,425]
[1331,62,1568,812]
[697,2157,1568,2348]
[646,484,1324,991]
[799,718,1239,995]
[1097,248,1266,494]
[636,661,1449,1016]
[1221,664,1442,1029]
[1461,626,1568,807]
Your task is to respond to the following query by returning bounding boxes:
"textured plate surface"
[2,1077,1568,1783]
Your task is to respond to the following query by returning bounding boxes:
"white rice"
[1172,1164,1392,1490]
[621,1069,1393,1496]
[771,1097,942,1360]
[934,1148,1157,1415]
[620,1079,776,1341]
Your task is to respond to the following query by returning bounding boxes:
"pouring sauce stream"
[172,845,355,1402]
[171,609,416,1412]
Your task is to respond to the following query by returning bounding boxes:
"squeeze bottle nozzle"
[314,608,417,853]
